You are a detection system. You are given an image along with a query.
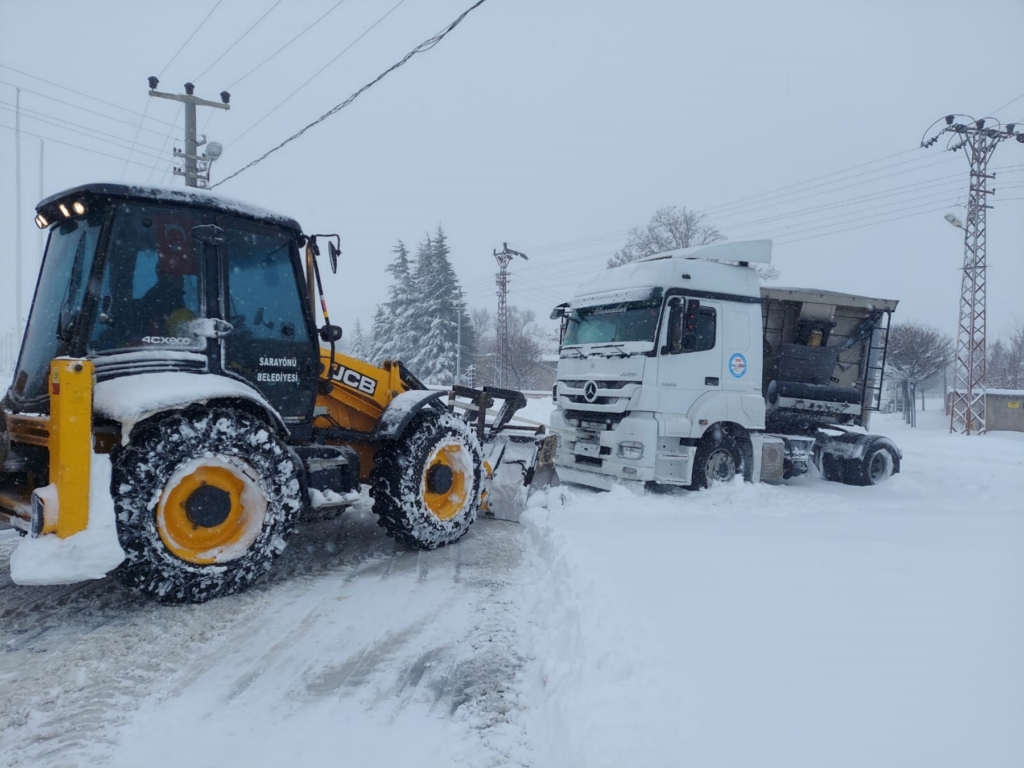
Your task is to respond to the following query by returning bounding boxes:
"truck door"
[657,298,723,413]
[218,216,318,424]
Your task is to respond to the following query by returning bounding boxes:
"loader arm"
[313,350,434,482]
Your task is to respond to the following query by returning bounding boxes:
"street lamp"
[943,212,964,229]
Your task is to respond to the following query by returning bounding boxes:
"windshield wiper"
[561,347,587,359]
[588,342,631,357]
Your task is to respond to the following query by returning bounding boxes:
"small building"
[985,389,1024,433]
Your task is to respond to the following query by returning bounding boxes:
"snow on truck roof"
[36,182,303,232]
[570,240,767,305]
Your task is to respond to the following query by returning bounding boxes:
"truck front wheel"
[690,433,743,490]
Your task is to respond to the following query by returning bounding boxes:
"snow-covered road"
[1,404,1022,767]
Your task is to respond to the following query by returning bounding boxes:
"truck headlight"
[618,441,643,460]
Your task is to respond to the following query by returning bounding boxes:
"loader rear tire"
[370,408,482,549]
[111,407,304,603]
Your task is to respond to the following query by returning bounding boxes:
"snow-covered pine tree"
[371,240,419,364]
[409,226,474,384]
[348,318,369,362]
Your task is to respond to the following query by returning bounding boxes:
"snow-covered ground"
[1,400,1021,767]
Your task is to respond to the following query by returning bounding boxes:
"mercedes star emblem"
[583,380,599,403]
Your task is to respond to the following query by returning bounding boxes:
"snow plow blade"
[448,386,559,522]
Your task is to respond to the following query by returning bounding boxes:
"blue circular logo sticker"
[729,353,747,378]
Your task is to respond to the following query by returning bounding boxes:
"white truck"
[549,240,901,491]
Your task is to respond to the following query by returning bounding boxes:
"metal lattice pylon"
[492,243,527,388]
[921,115,1023,434]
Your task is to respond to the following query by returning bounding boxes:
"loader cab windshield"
[11,215,104,402]
[562,298,662,352]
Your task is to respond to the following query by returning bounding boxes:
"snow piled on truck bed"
[0,399,1021,767]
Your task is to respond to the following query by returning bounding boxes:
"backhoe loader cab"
[0,183,544,603]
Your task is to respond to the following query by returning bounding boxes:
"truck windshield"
[563,299,662,346]
[10,215,104,403]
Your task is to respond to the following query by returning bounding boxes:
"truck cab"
[550,241,769,490]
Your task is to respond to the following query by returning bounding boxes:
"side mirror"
[328,241,340,275]
[319,324,342,343]
[550,303,569,320]
[680,299,701,351]
[665,302,683,354]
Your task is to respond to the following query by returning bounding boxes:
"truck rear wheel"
[846,444,897,486]
[690,432,743,490]
[370,408,482,549]
[111,407,304,603]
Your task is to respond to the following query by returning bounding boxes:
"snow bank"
[514,412,1024,767]
[10,454,125,585]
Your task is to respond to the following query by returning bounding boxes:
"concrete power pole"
[922,115,1023,435]
[493,242,527,388]
[148,77,230,188]
[14,88,22,337]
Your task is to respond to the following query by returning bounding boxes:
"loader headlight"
[72,201,86,215]
[618,441,644,460]
[35,213,49,229]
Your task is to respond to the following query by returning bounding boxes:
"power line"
[213,0,490,188]
[774,197,1024,247]
[193,0,284,82]
[159,0,224,78]
[989,91,1024,117]
[0,122,175,170]
[227,0,351,89]
[522,155,957,257]
[704,148,923,214]
[524,157,965,260]
[0,79,177,133]
[0,101,169,158]
[227,0,408,148]
[124,0,224,178]
[152,105,185,184]
[0,65,177,127]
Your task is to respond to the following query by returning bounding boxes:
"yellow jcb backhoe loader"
[0,183,554,602]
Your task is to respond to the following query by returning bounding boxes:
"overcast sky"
[2,0,1022,355]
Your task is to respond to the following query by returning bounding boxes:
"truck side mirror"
[681,299,701,351]
[664,301,683,355]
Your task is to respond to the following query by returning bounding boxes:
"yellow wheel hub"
[423,443,469,521]
[157,459,265,564]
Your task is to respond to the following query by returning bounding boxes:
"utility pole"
[493,242,527,388]
[14,88,22,337]
[451,292,464,385]
[922,115,1023,435]
[147,77,230,188]
[38,139,44,271]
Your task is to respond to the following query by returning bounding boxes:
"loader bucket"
[447,386,559,522]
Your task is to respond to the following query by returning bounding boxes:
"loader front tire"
[370,408,482,549]
[111,407,304,603]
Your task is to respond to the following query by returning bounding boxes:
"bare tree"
[989,319,1024,390]
[503,307,548,391]
[886,322,953,427]
[607,206,724,267]
[607,205,779,281]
